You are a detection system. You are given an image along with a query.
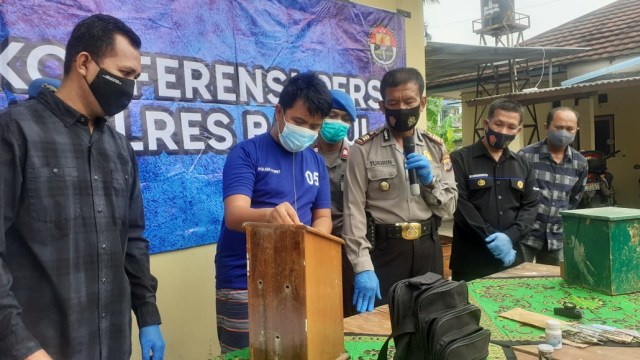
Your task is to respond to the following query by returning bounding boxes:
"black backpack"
[378,272,491,360]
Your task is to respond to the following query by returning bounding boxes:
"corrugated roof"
[427,0,640,90]
[465,76,640,106]
[524,0,640,65]
[426,42,588,84]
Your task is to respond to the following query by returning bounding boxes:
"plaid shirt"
[0,89,161,359]
[518,140,588,250]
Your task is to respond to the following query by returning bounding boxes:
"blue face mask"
[320,119,350,144]
[278,111,318,152]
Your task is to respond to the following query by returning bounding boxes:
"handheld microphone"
[403,136,420,196]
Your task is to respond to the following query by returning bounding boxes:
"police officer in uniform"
[314,90,356,238]
[342,68,457,313]
[450,98,539,282]
[313,89,357,317]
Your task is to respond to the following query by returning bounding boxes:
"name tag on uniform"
[368,160,395,167]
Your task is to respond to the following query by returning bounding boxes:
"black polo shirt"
[449,140,539,277]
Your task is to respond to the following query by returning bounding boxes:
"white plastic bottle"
[537,344,554,359]
[545,319,563,349]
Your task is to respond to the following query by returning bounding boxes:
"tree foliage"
[426,97,462,153]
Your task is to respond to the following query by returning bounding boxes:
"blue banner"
[0,0,406,253]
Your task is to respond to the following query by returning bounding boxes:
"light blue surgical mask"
[320,119,350,144]
[278,111,318,152]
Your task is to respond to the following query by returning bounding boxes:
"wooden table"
[342,263,638,360]
[486,262,560,278]
[343,304,391,336]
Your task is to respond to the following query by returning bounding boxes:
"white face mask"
[278,110,318,152]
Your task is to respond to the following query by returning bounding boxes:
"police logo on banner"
[369,25,397,66]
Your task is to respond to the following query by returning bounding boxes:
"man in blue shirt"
[214,72,333,353]
[518,107,587,265]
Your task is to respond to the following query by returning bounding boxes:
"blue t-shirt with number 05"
[215,131,331,289]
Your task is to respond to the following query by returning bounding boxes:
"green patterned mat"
[217,335,394,360]
[216,334,507,360]
[468,277,640,341]
[218,277,640,360]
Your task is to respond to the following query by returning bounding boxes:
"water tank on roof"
[481,0,515,29]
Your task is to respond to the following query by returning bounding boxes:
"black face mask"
[485,126,516,149]
[384,105,421,131]
[88,67,135,116]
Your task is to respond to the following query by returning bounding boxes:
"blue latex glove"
[140,325,165,360]
[485,232,516,267]
[405,152,433,185]
[353,270,382,313]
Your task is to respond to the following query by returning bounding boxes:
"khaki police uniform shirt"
[314,142,350,237]
[342,124,458,273]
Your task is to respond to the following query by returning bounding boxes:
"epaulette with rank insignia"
[422,130,444,145]
[355,129,381,145]
[340,145,349,160]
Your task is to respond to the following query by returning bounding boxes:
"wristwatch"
[425,176,438,190]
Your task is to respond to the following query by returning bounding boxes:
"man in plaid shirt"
[518,107,588,265]
[0,14,164,360]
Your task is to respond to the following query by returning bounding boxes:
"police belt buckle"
[399,222,421,240]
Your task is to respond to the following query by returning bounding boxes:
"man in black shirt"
[0,14,165,360]
[450,99,539,281]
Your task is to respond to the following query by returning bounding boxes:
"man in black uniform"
[450,99,539,281]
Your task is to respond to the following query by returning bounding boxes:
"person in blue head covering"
[28,78,61,99]
[313,89,357,316]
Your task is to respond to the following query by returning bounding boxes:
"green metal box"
[560,207,640,295]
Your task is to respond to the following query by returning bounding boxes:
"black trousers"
[341,246,357,317]
[452,249,525,282]
[451,270,483,282]
[371,219,442,305]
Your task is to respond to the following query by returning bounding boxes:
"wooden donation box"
[245,223,349,360]
[560,207,640,295]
